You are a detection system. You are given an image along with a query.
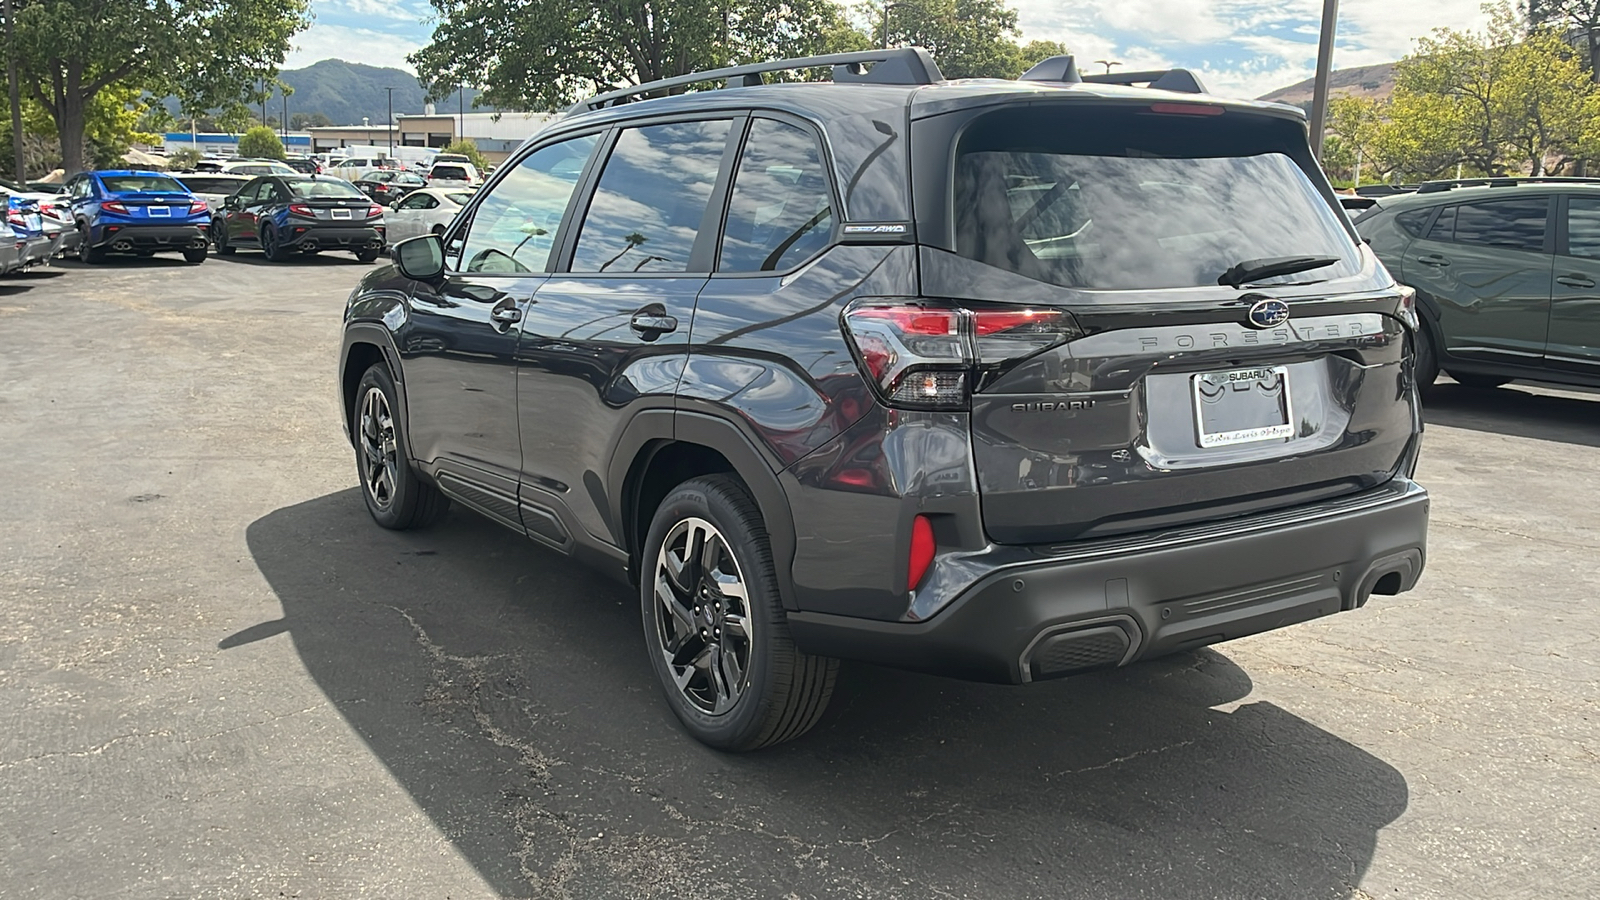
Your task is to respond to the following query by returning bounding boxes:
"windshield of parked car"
[952,106,1361,291]
[100,175,189,194]
[286,178,367,198]
[230,164,294,175]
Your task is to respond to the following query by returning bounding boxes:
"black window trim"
[708,110,843,280]
[552,110,749,277]
[439,124,612,278]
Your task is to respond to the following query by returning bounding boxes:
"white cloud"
[285,23,423,71]
[336,0,418,19]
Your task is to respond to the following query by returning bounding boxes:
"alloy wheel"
[652,517,754,715]
[359,386,399,510]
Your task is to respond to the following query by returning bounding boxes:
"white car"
[426,161,480,187]
[328,157,399,182]
[172,173,254,216]
[382,186,477,244]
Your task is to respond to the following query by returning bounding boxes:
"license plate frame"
[1192,365,1295,448]
[147,206,170,217]
[331,208,353,220]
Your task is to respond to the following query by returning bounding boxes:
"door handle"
[630,306,678,337]
[489,304,523,325]
[1557,274,1596,288]
[1416,254,1451,267]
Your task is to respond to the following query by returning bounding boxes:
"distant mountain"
[1258,61,1399,108]
[164,59,496,128]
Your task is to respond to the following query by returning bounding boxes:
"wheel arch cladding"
[340,327,405,447]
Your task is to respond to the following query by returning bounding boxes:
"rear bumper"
[282,224,383,249]
[94,223,208,249]
[786,478,1429,684]
[20,235,60,265]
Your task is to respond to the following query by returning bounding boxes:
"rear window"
[176,177,246,194]
[288,179,365,198]
[952,107,1360,291]
[432,165,469,180]
[100,175,187,194]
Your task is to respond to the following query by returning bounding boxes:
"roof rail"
[1416,175,1600,194]
[1080,69,1208,94]
[570,48,944,113]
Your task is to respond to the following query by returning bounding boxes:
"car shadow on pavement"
[1424,382,1600,447]
[214,252,374,267]
[244,489,1408,899]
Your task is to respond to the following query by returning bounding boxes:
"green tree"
[442,138,489,170]
[166,147,203,171]
[411,0,867,110]
[11,0,310,174]
[865,0,1022,78]
[289,111,334,130]
[0,83,161,174]
[1009,39,1071,79]
[237,125,286,160]
[1526,0,1600,81]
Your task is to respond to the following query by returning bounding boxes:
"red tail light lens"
[843,302,1078,409]
[100,201,128,214]
[367,204,384,218]
[288,203,313,217]
[908,515,936,591]
[188,200,208,216]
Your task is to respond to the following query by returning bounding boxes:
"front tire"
[642,475,837,751]
[214,222,235,256]
[353,364,449,530]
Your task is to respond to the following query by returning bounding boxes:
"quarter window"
[718,119,834,272]
[1395,208,1432,238]
[1425,205,1456,241]
[1566,197,1600,260]
[570,120,732,274]
[1453,198,1548,252]
[456,134,598,274]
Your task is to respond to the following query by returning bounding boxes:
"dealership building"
[161,111,551,166]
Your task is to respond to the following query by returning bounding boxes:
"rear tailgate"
[914,100,1416,545]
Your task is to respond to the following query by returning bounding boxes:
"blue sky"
[288,0,1492,100]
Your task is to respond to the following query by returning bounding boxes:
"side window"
[1453,198,1548,252]
[570,119,733,274]
[237,181,263,204]
[399,192,439,211]
[1425,205,1455,242]
[1565,197,1600,260]
[1395,208,1432,238]
[456,133,598,274]
[719,119,835,272]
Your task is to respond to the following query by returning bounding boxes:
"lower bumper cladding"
[786,479,1429,684]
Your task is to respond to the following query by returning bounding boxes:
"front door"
[401,134,602,529]
[1547,194,1600,376]
[518,118,737,546]
[1402,196,1554,368]
[226,179,267,244]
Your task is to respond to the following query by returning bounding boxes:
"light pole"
[1308,0,1339,161]
[4,0,24,181]
[458,83,464,145]
[281,92,288,141]
[879,2,896,49]
[1094,59,1122,74]
[384,86,395,157]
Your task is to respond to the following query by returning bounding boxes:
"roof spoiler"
[570,48,944,113]
[1082,68,1209,95]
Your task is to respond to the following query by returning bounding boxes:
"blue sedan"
[64,170,210,264]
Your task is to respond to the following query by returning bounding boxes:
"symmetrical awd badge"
[1247,298,1292,329]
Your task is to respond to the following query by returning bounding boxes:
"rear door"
[1547,194,1600,374]
[1402,196,1554,366]
[518,117,737,546]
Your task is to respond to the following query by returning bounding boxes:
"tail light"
[100,201,128,214]
[1395,284,1419,330]
[843,302,1080,409]
[288,203,313,217]
[366,204,383,218]
[6,210,24,227]
[188,200,208,216]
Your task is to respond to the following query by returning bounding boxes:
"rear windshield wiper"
[1218,255,1340,288]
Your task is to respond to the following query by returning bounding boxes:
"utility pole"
[458,83,464,144]
[879,3,894,49]
[1307,0,1339,161]
[385,86,395,157]
[5,0,24,180]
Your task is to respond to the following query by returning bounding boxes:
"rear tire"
[182,247,207,264]
[355,247,380,263]
[77,226,104,264]
[260,225,289,262]
[353,364,450,530]
[641,475,837,751]
[1448,371,1510,390]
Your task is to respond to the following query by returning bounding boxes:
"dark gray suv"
[339,49,1430,750]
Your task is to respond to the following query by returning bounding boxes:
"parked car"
[380,186,475,243]
[1357,177,1600,391]
[328,157,397,182]
[354,170,427,205]
[172,173,253,216]
[425,161,479,187]
[213,174,384,262]
[284,155,323,175]
[215,159,298,176]
[0,177,77,255]
[340,49,1429,750]
[64,170,210,263]
[0,221,23,274]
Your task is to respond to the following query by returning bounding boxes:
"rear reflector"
[908,515,935,591]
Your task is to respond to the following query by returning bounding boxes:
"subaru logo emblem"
[1247,298,1290,329]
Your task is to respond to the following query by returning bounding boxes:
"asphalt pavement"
[0,254,1595,899]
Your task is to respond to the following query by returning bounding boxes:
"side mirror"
[393,233,445,281]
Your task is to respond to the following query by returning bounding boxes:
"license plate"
[25,214,41,230]
[331,208,352,220]
[1192,366,1295,448]
[147,206,170,217]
